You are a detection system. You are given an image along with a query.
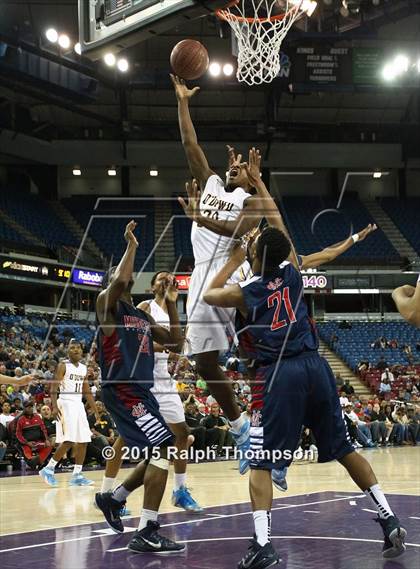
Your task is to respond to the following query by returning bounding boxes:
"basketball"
[170,39,209,80]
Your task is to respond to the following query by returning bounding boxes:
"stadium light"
[223,63,234,76]
[74,42,82,55]
[394,54,409,74]
[209,62,221,77]
[373,172,382,179]
[104,53,116,67]
[149,167,158,177]
[108,168,117,177]
[382,63,397,81]
[45,28,58,43]
[72,167,82,176]
[58,34,71,50]
[117,58,129,72]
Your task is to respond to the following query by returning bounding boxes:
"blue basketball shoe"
[172,486,203,513]
[39,467,58,487]
[272,467,288,492]
[69,473,94,486]
[231,419,250,475]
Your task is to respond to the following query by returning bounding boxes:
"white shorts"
[155,392,185,425]
[185,257,251,355]
[56,398,92,443]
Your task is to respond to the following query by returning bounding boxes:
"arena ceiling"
[0,0,419,149]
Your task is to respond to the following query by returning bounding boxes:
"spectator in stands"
[196,376,207,390]
[184,403,207,452]
[383,405,403,445]
[376,357,388,371]
[226,353,240,372]
[88,401,116,447]
[0,401,14,428]
[0,423,8,460]
[357,360,369,373]
[406,408,419,445]
[388,339,399,349]
[379,378,392,395]
[381,368,394,384]
[40,405,56,446]
[339,320,352,330]
[7,385,23,404]
[330,333,338,346]
[335,373,344,388]
[340,379,355,396]
[197,403,207,421]
[369,403,388,445]
[201,403,234,455]
[15,401,51,469]
[11,397,23,414]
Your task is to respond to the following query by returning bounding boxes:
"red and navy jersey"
[235,261,318,365]
[97,300,155,390]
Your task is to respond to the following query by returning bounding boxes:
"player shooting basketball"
[172,74,264,474]
[203,148,407,568]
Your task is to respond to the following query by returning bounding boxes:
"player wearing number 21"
[203,149,406,569]
[39,339,100,487]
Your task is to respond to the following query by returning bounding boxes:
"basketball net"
[217,1,317,85]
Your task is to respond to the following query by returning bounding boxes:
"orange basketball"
[170,39,209,80]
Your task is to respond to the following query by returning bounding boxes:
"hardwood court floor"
[1,447,418,536]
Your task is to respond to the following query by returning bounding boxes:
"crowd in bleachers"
[0,308,419,473]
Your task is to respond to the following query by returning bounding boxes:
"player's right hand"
[170,74,200,100]
[52,405,62,420]
[124,220,139,247]
[245,147,262,189]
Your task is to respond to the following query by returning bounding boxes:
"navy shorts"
[102,383,174,452]
[250,351,354,470]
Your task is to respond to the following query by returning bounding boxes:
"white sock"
[46,458,58,471]
[230,414,246,434]
[365,484,394,519]
[253,510,271,547]
[138,509,158,531]
[73,464,82,476]
[101,477,116,493]
[112,484,131,503]
[174,473,187,491]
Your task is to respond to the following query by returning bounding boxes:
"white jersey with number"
[192,174,251,264]
[59,361,87,401]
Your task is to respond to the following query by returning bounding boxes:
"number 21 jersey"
[235,261,318,365]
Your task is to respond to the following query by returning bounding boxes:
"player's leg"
[239,361,307,569]
[101,435,124,492]
[312,356,406,559]
[195,350,250,474]
[169,420,203,512]
[69,442,93,486]
[39,440,72,486]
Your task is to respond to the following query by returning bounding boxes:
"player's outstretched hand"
[245,147,262,189]
[170,74,200,101]
[179,179,202,222]
[18,374,34,386]
[124,220,139,247]
[357,223,377,242]
[164,275,179,304]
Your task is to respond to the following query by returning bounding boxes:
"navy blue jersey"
[97,300,155,390]
[235,261,318,364]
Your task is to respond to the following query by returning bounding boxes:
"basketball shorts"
[102,383,174,451]
[249,351,354,470]
[56,398,92,444]
[185,257,251,355]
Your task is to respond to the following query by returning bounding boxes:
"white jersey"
[192,174,251,264]
[59,361,87,401]
[148,300,177,394]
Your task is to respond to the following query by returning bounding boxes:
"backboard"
[79,0,228,60]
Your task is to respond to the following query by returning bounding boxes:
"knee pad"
[150,457,170,471]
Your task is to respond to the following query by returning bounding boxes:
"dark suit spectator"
[201,403,234,455]
[184,403,207,452]
[340,379,355,396]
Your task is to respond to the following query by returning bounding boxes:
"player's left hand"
[178,179,201,222]
[164,275,179,303]
[357,223,377,241]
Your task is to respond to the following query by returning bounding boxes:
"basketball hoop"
[216,1,317,85]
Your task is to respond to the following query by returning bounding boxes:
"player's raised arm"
[245,148,299,269]
[300,224,378,269]
[392,278,420,327]
[179,179,262,238]
[96,220,138,329]
[145,276,184,353]
[171,74,214,187]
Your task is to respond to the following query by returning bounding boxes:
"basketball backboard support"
[79,0,228,60]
